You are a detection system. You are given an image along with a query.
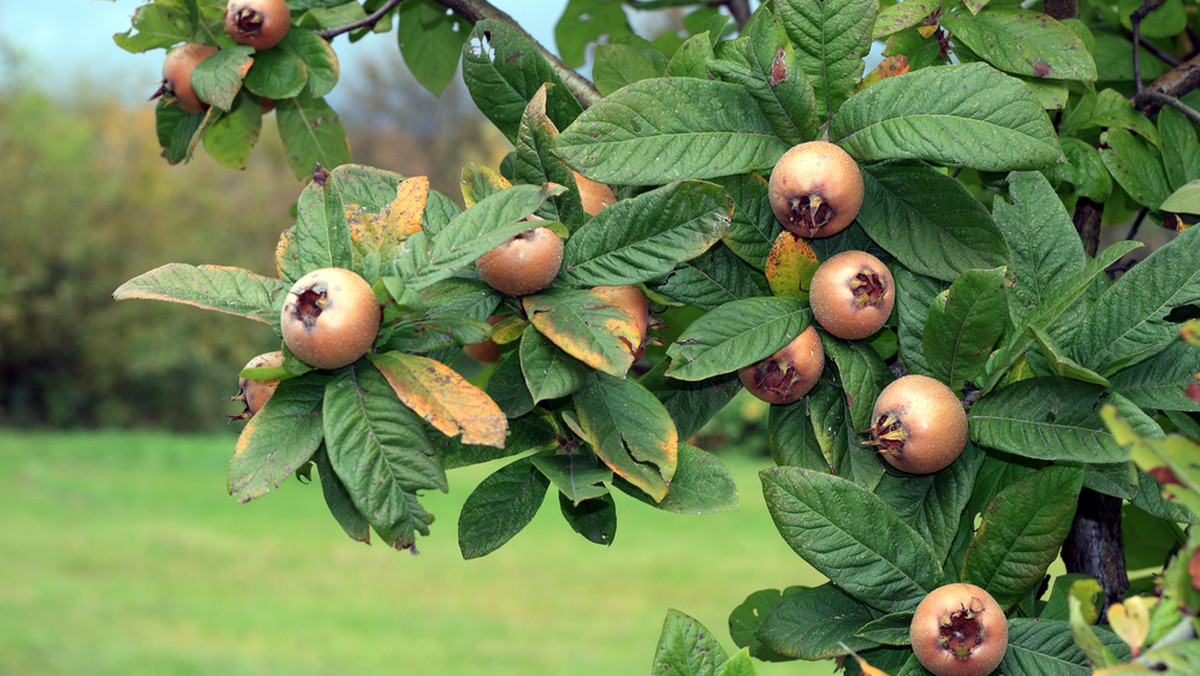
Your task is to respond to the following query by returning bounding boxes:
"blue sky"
[0,1,566,103]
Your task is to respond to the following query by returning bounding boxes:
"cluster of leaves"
[112,0,1200,672]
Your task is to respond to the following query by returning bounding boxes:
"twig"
[1135,35,1182,68]
[1136,89,1200,124]
[437,0,601,108]
[315,0,405,41]
[1130,0,1168,94]
[724,0,751,27]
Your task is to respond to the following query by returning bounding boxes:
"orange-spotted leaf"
[370,351,507,448]
[348,176,429,257]
[918,24,940,38]
[859,55,910,91]
[523,288,642,378]
[274,226,303,283]
[113,263,286,327]
[572,372,678,502]
[462,163,513,208]
[765,230,819,300]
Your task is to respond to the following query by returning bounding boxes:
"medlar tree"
[111,0,1200,673]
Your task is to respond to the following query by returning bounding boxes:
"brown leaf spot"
[769,47,789,86]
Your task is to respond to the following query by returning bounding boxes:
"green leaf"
[767,391,836,472]
[665,296,810,381]
[1072,225,1200,373]
[458,456,550,559]
[761,466,946,613]
[921,267,1010,390]
[829,63,1062,170]
[893,268,943,376]
[397,0,469,96]
[113,263,286,327]
[113,2,194,52]
[593,43,664,96]
[617,443,739,514]
[286,27,340,98]
[1109,340,1200,412]
[666,34,715,80]
[872,0,939,40]
[558,180,732,286]
[1158,106,1200,192]
[523,288,641,378]
[1047,137,1113,203]
[994,171,1087,325]
[968,377,1129,463]
[519,327,588,404]
[1160,180,1200,216]
[293,166,354,271]
[275,93,352,180]
[853,612,912,645]
[573,372,678,502]
[462,19,583,143]
[1060,89,1157,143]
[757,584,876,660]
[713,173,778,271]
[652,609,729,676]
[154,99,205,165]
[716,649,756,676]
[532,452,612,504]
[1092,30,1171,83]
[1029,325,1113,386]
[776,0,878,123]
[940,8,1096,81]
[324,365,445,551]
[202,92,263,169]
[243,41,308,100]
[1118,0,1186,38]
[708,13,819,145]
[555,0,632,68]
[513,86,588,234]
[555,77,791,186]
[1099,128,1171,211]
[858,162,1012,282]
[400,182,565,290]
[872,444,986,564]
[640,360,743,442]
[558,492,617,545]
[1005,618,1130,674]
[313,445,370,543]
[729,587,805,661]
[190,45,254,112]
[484,349,535,418]
[228,375,327,503]
[652,244,771,311]
[962,466,1084,606]
[821,334,891,431]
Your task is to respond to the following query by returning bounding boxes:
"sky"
[0,0,567,104]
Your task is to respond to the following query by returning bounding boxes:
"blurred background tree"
[0,47,502,430]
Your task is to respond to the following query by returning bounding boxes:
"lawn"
[0,429,832,676]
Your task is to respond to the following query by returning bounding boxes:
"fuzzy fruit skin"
[161,42,217,114]
[910,583,1008,676]
[809,250,895,340]
[768,141,864,238]
[738,325,825,405]
[594,285,651,356]
[867,374,967,474]
[280,268,380,370]
[225,0,291,50]
[476,226,563,296]
[574,171,617,216]
[238,350,284,416]
[463,316,504,364]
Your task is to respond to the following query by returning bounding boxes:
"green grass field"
[0,429,832,676]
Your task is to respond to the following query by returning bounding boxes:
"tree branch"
[724,0,752,27]
[315,0,405,41]
[437,0,602,108]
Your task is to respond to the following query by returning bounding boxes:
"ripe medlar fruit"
[809,250,894,340]
[476,226,563,296]
[594,284,652,358]
[280,267,380,370]
[574,170,617,216]
[237,350,283,416]
[768,141,864,238]
[864,374,967,474]
[738,325,825,405]
[910,583,1008,676]
[159,42,217,114]
[225,0,291,51]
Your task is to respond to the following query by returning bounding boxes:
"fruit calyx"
[229,7,266,36]
[750,359,807,400]
[937,599,991,661]
[291,285,330,330]
[788,194,833,236]
[849,269,888,307]
[862,412,908,454]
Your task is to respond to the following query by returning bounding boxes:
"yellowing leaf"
[523,289,641,378]
[370,351,507,448]
[461,163,512,208]
[348,176,430,257]
[1107,597,1152,656]
[765,230,819,300]
[859,55,910,91]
